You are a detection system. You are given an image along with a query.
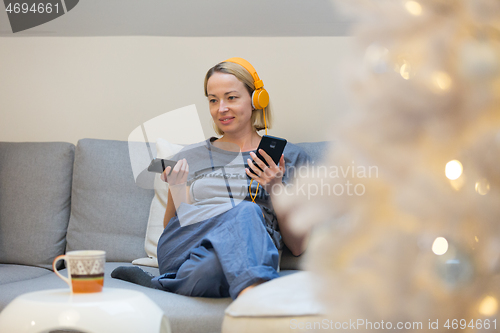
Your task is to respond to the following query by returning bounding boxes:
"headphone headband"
[224,57,261,85]
[223,57,269,110]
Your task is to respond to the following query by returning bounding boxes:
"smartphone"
[250,135,287,175]
[147,158,178,174]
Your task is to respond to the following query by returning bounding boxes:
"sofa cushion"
[0,142,74,269]
[224,271,323,317]
[0,264,52,285]
[222,271,324,333]
[66,139,154,262]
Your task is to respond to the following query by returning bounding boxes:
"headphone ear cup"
[252,88,269,110]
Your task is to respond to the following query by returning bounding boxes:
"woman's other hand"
[245,150,285,193]
[160,158,189,186]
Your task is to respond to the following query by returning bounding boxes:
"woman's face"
[207,72,254,136]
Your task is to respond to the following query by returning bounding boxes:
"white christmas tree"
[275,0,500,331]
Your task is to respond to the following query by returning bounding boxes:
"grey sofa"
[0,138,327,333]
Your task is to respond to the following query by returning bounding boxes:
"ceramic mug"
[53,250,106,293]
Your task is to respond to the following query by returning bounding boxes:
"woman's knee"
[178,246,223,281]
[176,246,229,297]
[232,201,264,222]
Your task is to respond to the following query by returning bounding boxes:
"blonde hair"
[204,61,272,136]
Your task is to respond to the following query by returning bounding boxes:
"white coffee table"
[0,288,171,333]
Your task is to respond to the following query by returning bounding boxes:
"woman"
[112,58,311,299]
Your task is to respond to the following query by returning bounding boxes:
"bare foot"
[237,279,265,298]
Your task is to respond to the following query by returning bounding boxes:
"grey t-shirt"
[170,137,311,249]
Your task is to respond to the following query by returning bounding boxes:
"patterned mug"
[53,250,106,293]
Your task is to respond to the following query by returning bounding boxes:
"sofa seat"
[0,264,53,285]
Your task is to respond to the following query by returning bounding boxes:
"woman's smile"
[219,116,235,125]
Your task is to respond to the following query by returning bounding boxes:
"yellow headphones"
[224,57,269,111]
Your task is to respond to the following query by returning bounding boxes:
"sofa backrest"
[279,141,330,269]
[0,142,74,269]
[66,139,154,262]
[296,142,329,164]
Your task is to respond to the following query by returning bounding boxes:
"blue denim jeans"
[151,201,280,299]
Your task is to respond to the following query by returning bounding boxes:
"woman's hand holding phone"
[246,149,285,193]
[160,158,189,186]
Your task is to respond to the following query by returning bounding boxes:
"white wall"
[0,36,354,144]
